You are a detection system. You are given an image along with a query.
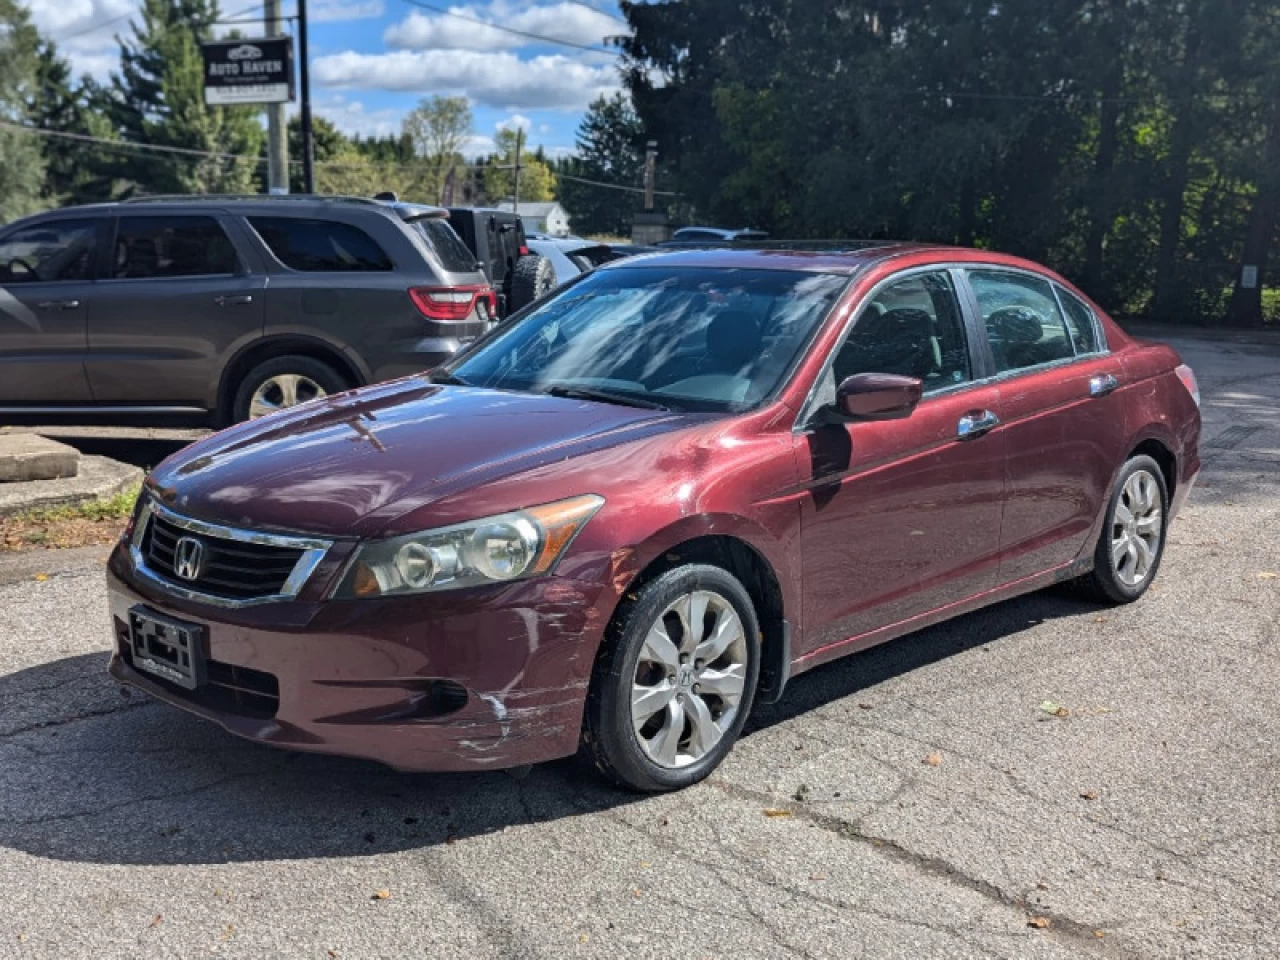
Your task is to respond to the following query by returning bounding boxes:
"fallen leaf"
[33,573,49,582]
[639,861,651,868]
[1094,930,1106,939]
[17,933,27,943]
[762,808,792,818]
[1258,572,1279,580]
[1035,882,1049,891]
[579,933,590,943]
[328,951,339,959]
[149,915,162,929]
[810,873,828,881]
[219,924,235,941]
[1093,616,1109,623]
[857,703,873,710]
[1038,700,1069,718]
[924,751,943,767]
[372,889,391,901]
[1080,790,1099,801]
[1027,916,1051,929]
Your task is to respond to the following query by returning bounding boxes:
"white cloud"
[463,134,497,159]
[313,48,621,111]
[496,113,531,133]
[538,123,551,134]
[310,0,386,23]
[310,95,402,139]
[384,1,626,52]
[30,0,138,81]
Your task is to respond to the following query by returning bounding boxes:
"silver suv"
[0,195,495,424]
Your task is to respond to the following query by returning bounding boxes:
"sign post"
[201,36,295,107]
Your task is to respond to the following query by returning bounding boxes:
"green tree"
[403,95,472,204]
[483,128,555,204]
[0,0,47,222]
[559,94,645,236]
[112,0,264,195]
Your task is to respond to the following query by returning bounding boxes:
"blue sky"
[31,0,630,158]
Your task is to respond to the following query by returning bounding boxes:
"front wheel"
[1079,454,1169,603]
[585,565,760,792]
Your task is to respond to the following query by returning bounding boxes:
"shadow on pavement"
[0,589,1095,867]
[52,434,195,472]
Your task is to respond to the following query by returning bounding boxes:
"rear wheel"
[508,254,555,312]
[232,356,348,423]
[1079,454,1169,603]
[585,565,760,792]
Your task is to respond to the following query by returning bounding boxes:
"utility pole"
[513,127,523,215]
[264,0,288,193]
[297,0,315,194]
[643,140,658,211]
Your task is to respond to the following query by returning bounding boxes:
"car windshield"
[448,266,848,412]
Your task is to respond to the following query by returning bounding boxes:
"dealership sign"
[201,36,295,106]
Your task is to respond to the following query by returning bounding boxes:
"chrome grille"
[131,500,332,606]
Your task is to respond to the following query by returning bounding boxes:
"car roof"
[602,242,932,275]
[10,195,445,222]
[601,242,1067,278]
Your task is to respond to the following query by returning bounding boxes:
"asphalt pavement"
[0,333,1276,959]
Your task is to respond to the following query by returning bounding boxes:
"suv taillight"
[409,285,497,322]
[1175,364,1201,408]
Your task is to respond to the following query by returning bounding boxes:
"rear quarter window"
[413,219,478,273]
[249,217,392,272]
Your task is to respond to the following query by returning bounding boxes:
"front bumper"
[106,543,610,772]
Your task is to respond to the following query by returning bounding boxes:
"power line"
[3,121,683,196]
[55,2,266,43]
[398,0,622,55]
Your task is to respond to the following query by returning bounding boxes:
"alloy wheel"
[631,590,749,769]
[1111,469,1163,587]
[248,374,327,419]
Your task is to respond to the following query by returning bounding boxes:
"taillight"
[408,285,496,322]
[1175,364,1201,408]
[518,245,530,256]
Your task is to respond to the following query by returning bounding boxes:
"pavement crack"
[0,698,155,740]
[705,777,1114,953]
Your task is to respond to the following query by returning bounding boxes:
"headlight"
[332,494,604,599]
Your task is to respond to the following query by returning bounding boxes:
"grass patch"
[1,484,141,552]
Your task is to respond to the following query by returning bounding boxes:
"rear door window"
[412,219,478,273]
[0,219,98,283]
[112,216,240,279]
[968,270,1075,374]
[249,217,393,272]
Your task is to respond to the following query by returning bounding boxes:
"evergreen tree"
[0,0,47,222]
[112,0,264,194]
[559,93,645,237]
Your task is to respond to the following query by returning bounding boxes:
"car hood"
[147,378,694,539]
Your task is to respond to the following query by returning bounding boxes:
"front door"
[796,269,1005,658]
[85,214,264,408]
[962,269,1129,581]
[0,217,100,405]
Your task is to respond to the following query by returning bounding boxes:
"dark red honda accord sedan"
[107,244,1201,791]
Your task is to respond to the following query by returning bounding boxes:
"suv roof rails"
[120,193,385,206]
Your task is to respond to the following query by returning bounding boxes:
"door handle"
[214,294,253,307]
[957,410,1000,440]
[36,299,80,311]
[1089,373,1120,397]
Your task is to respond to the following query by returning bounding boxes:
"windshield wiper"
[428,371,471,386]
[541,384,671,411]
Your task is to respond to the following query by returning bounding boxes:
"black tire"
[1078,454,1169,604]
[230,355,349,424]
[585,564,761,793]
[508,254,556,312]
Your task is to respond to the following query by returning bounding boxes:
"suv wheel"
[508,254,556,312]
[585,564,760,792]
[232,356,348,423]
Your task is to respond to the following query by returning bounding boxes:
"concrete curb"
[0,455,143,517]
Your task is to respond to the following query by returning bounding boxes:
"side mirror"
[835,372,923,420]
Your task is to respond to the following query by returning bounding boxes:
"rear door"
[960,268,1128,581]
[86,213,264,408]
[796,268,1005,655]
[0,217,100,405]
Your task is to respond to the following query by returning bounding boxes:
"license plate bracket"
[128,606,206,690]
